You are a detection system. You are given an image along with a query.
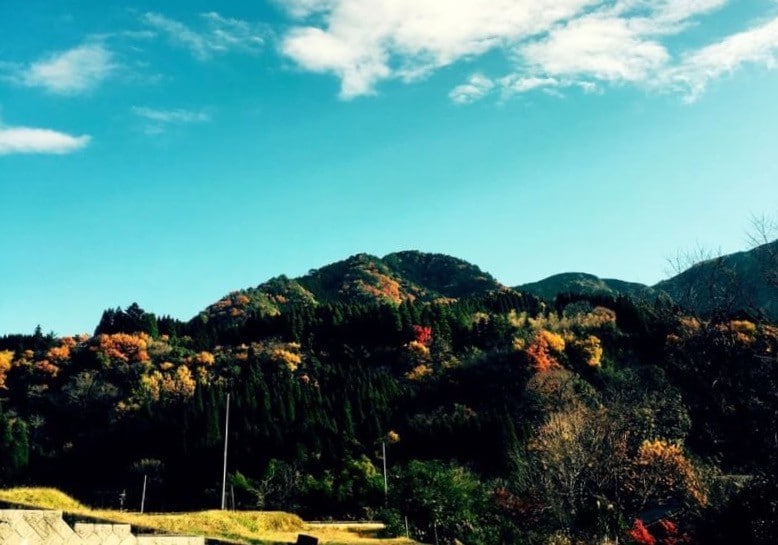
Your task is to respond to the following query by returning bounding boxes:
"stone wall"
[0,509,204,545]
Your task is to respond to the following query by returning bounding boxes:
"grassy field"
[0,487,415,545]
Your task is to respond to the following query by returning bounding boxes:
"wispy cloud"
[449,74,496,104]
[19,43,115,94]
[0,123,91,155]
[277,0,778,102]
[132,106,211,135]
[142,12,265,60]
[664,16,778,102]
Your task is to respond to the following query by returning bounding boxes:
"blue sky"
[1,0,777,335]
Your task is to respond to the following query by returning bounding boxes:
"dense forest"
[1,249,777,545]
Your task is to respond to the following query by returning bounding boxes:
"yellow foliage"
[573,335,603,367]
[271,348,303,372]
[723,320,757,345]
[507,310,528,329]
[0,350,13,389]
[173,365,196,398]
[140,371,163,402]
[406,364,433,381]
[193,351,216,365]
[634,439,707,505]
[541,330,566,353]
[408,340,430,356]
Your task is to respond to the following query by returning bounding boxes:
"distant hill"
[655,239,778,320]
[200,240,778,325]
[516,272,657,302]
[200,251,506,324]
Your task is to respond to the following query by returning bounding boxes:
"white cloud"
[132,106,210,123]
[664,16,778,101]
[143,12,265,60]
[519,14,670,83]
[0,124,90,155]
[132,106,211,135]
[280,0,598,99]
[277,0,778,103]
[20,43,114,94]
[449,73,496,104]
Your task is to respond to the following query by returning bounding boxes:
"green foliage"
[387,460,491,545]
[0,251,776,545]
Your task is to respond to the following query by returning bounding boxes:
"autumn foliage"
[525,330,566,372]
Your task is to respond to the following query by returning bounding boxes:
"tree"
[387,460,490,545]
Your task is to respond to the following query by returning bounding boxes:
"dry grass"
[0,487,414,545]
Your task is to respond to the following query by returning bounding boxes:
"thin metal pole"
[221,393,230,510]
[404,516,409,538]
[382,441,388,500]
[140,475,147,513]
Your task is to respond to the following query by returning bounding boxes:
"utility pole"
[221,393,230,510]
[140,475,147,513]
[382,441,388,501]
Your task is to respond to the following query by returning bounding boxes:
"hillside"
[515,241,777,320]
[516,272,657,301]
[655,239,778,320]
[199,251,506,326]
[2,246,778,545]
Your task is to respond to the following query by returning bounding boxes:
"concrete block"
[95,524,114,539]
[2,533,28,545]
[74,522,96,538]
[85,532,103,545]
[113,524,132,538]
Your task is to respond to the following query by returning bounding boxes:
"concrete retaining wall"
[0,510,204,545]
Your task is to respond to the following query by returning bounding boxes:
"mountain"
[200,251,506,324]
[655,239,778,320]
[516,272,657,301]
[516,240,778,320]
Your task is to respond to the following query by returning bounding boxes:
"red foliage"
[412,325,433,346]
[493,487,541,526]
[629,519,656,545]
[656,519,689,545]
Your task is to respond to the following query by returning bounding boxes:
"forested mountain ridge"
[516,272,659,301]
[518,240,778,320]
[200,251,506,326]
[1,246,777,545]
[656,239,778,320]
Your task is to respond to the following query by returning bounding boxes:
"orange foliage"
[35,359,59,377]
[526,330,566,372]
[46,344,71,362]
[94,333,150,363]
